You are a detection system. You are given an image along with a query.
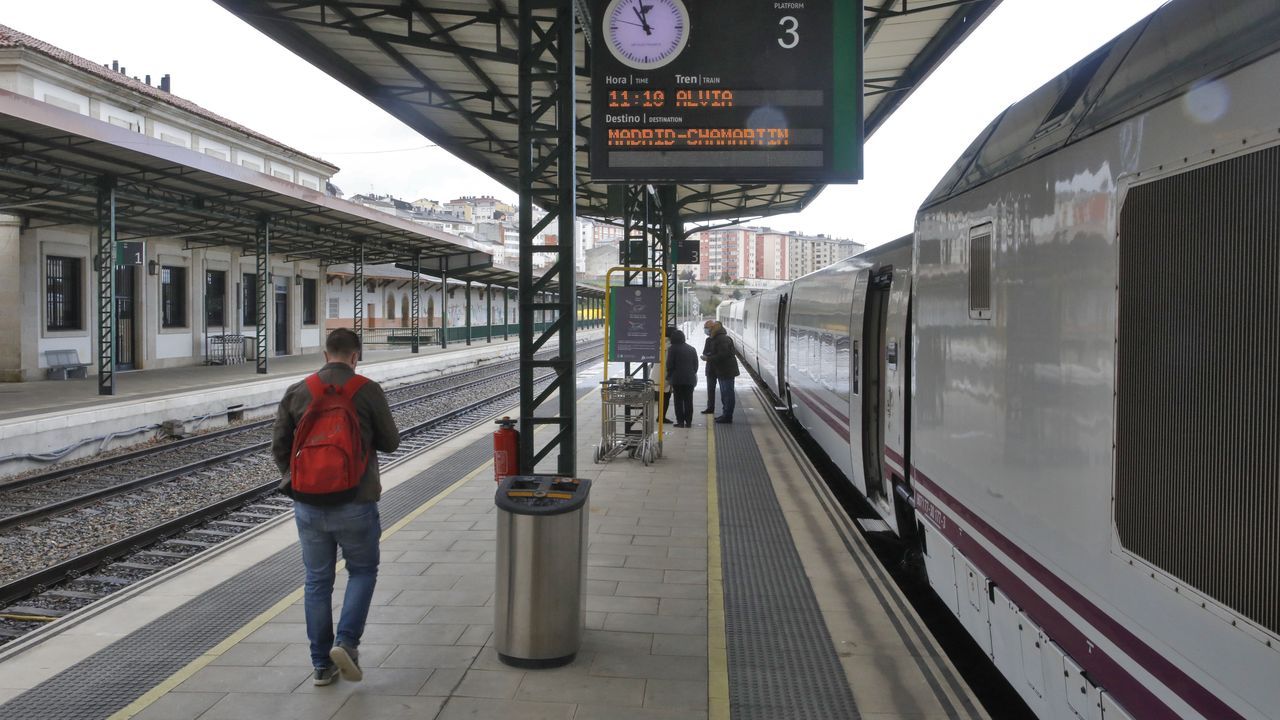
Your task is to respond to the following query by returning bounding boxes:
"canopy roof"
[216,0,1000,223]
[0,89,490,267]
[389,260,607,298]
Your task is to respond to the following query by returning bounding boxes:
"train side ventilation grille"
[1116,145,1280,637]
[968,224,992,320]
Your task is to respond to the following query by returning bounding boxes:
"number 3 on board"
[778,16,799,49]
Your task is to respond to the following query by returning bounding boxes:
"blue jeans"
[293,501,381,668]
[717,376,736,420]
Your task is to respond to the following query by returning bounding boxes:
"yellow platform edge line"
[707,421,731,717]
[108,459,494,720]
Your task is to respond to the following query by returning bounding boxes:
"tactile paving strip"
[716,421,861,720]
[0,440,491,720]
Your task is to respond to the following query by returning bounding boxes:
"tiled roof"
[0,23,338,172]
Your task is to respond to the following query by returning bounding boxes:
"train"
[718,1,1280,718]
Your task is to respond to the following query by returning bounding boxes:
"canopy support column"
[660,186,680,332]
[411,250,421,353]
[440,255,449,349]
[352,240,364,358]
[255,217,270,375]
[518,0,577,475]
[486,283,493,343]
[96,178,116,396]
[504,287,510,341]
[465,281,472,346]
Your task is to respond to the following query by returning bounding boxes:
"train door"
[273,276,289,356]
[776,293,788,397]
[114,265,136,370]
[861,267,893,500]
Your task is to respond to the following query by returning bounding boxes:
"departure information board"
[589,0,862,184]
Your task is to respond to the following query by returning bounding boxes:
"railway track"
[0,345,602,639]
[0,342,598,530]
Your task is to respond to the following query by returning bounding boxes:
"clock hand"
[631,2,653,34]
[615,19,649,28]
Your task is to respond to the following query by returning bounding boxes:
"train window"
[1038,46,1108,134]
[969,224,993,320]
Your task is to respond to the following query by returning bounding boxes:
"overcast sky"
[5,0,1166,248]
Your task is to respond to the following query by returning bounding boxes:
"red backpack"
[290,374,370,504]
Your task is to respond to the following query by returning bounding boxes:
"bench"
[45,349,89,380]
[385,329,440,346]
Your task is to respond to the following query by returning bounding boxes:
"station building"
[0,25,346,381]
[0,25,599,385]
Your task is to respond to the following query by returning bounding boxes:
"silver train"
[719,2,1280,718]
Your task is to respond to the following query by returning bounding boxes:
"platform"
[0,340,511,423]
[0,365,987,719]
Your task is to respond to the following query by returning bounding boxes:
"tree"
[731,289,743,300]
[719,272,732,285]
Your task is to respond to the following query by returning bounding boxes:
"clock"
[602,0,690,70]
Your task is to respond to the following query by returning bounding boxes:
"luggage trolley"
[595,266,669,466]
[595,378,658,464]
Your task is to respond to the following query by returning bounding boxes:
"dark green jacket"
[271,363,400,503]
[705,328,740,378]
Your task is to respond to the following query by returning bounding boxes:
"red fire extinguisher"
[493,417,519,483]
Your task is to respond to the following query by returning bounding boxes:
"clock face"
[603,0,690,70]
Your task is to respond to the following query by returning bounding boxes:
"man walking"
[700,319,718,415]
[702,321,740,424]
[272,328,400,686]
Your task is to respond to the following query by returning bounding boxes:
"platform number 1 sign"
[115,241,144,266]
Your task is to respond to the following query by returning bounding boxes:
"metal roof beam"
[0,156,453,263]
[329,2,520,161]
[865,0,987,22]
[864,0,1001,132]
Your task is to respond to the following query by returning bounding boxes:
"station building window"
[302,278,318,325]
[206,270,227,327]
[46,255,83,331]
[161,266,188,328]
[327,297,340,320]
[242,273,257,326]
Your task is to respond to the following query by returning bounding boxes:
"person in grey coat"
[701,319,718,415]
[665,329,699,427]
[701,321,740,423]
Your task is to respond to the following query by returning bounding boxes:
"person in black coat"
[701,320,718,415]
[701,321,740,423]
[665,329,699,427]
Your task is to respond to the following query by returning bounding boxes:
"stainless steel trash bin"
[494,475,591,668]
